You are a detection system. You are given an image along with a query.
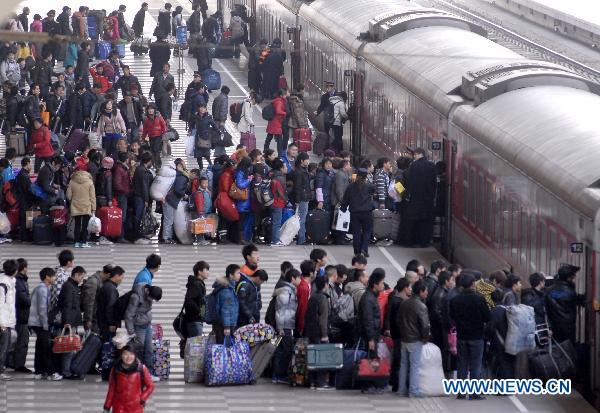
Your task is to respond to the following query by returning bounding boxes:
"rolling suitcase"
[240,126,256,151]
[335,347,367,389]
[114,43,126,59]
[97,206,122,238]
[201,69,221,91]
[153,339,171,380]
[306,343,344,370]
[32,215,53,245]
[372,208,394,239]
[306,209,331,244]
[70,332,102,377]
[528,339,576,381]
[95,41,111,60]
[293,128,312,152]
[6,131,26,156]
[251,337,282,379]
[64,128,89,153]
[100,341,116,381]
[313,131,329,156]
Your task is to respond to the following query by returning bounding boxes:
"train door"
[442,138,456,260]
[348,70,364,157]
[288,26,302,90]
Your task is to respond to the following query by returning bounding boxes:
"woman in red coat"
[264,88,288,157]
[29,118,55,172]
[90,64,112,93]
[103,345,154,413]
[141,104,168,168]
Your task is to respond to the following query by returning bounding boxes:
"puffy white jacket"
[237,98,254,133]
[329,95,348,127]
[0,274,16,328]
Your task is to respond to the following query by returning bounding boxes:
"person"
[546,263,586,344]
[116,64,142,96]
[124,284,163,382]
[75,42,91,88]
[272,268,300,384]
[502,274,522,306]
[141,104,168,168]
[357,271,386,394]
[270,159,288,246]
[97,100,127,157]
[427,271,455,375]
[330,159,352,244]
[237,269,268,326]
[29,118,55,172]
[233,157,254,243]
[401,148,436,247]
[295,260,315,337]
[132,152,154,245]
[149,63,175,103]
[66,165,96,248]
[18,7,30,32]
[118,91,144,145]
[183,261,209,337]
[56,266,85,379]
[314,80,336,130]
[103,344,155,413]
[24,83,42,127]
[95,157,115,243]
[57,6,72,37]
[81,264,114,333]
[11,158,32,242]
[148,36,171,78]
[117,5,129,40]
[30,14,43,33]
[280,142,297,173]
[0,260,17,381]
[345,268,368,311]
[212,264,241,344]
[193,104,219,170]
[89,64,112,94]
[329,91,348,152]
[132,3,148,38]
[340,168,375,257]
[162,159,190,243]
[310,248,328,278]
[315,157,335,227]
[97,266,125,344]
[423,259,448,300]
[397,280,430,397]
[449,273,491,400]
[230,11,246,59]
[387,278,411,392]
[29,267,60,380]
[11,259,31,373]
[486,289,513,380]
[133,254,162,287]
[212,86,229,129]
[291,152,311,245]
[264,88,288,156]
[240,244,260,277]
[521,273,547,325]
[105,11,121,42]
[304,276,332,390]
[48,250,75,329]
[287,84,308,142]
[0,50,21,87]
[260,38,285,99]
[46,83,66,132]
[373,157,393,212]
[33,52,53,99]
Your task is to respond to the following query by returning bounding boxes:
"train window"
[462,164,469,220]
[539,221,547,275]
[549,228,558,274]
[469,168,477,225]
[521,209,528,267]
[476,174,484,232]
[511,200,519,259]
[530,212,537,273]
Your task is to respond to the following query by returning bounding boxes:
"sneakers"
[135,238,151,245]
[163,239,176,245]
[48,373,63,381]
[198,240,210,246]
[0,374,13,381]
[271,241,285,247]
[98,237,114,245]
[316,385,333,391]
[151,375,160,382]
[80,243,91,248]
[15,367,33,374]
[310,384,316,390]
[33,374,47,380]
[74,242,81,248]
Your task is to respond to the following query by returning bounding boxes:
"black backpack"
[114,290,135,322]
[261,103,275,121]
[324,101,335,126]
[264,295,276,329]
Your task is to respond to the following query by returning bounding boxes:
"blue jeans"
[351,211,373,255]
[296,201,309,245]
[457,339,484,381]
[133,196,146,239]
[186,322,204,338]
[271,206,283,244]
[398,341,424,396]
[162,201,175,240]
[134,325,154,373]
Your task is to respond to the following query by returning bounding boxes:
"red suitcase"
[240,127,256,151]
[294,128,312,152]
[98,206,122,238]
[7,208,19,233]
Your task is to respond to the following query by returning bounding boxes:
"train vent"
[461,62,600,105]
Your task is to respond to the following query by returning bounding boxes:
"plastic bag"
[418,343,445,396]
[0,212,10,234]
[87,215,101,234]
[186,133,195,156]
[139,210,159,237]
[279,211,300,245]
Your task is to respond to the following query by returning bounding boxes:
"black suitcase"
[214,38,234,58]
[260,216,272,244]
[33,215,53,245]
[528,339,576,381]
[306,209,331,244]
[71,333,103,377]
[373,208,394,239]
[335,348,367,390]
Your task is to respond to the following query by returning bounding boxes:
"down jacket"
[104,359,155,413]
[183,276,206,324]
[274,282,297,331]
[29,125,55,158]
[66,170,96,216]
[58,277,83,327]
[287,94,308,129]
[213,276,239,328]
[265,96,286,135]
[236,274,261,326]
[0,274,16,328]
[28,282,50,330]
[142,113,167,138]
[124,283,154,334]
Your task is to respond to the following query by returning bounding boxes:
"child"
[103,344,155,413]
[191,175,213,246]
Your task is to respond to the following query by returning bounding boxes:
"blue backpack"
[204,290,219,325]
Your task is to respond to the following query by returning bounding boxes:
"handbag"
[172,305,188,340]
[196,136,211,149]
[228,182,249,201]
[209,129,222,147]
[222,130,234,147]
[139,209,159,237]
[355,358,391,381]
[52,327,82,353]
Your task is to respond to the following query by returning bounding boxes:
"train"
[224,0,600,403]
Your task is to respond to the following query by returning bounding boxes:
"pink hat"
[102,156,114,169]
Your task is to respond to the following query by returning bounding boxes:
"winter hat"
[148,286,163,301]
[323,149,336,158]
[357,168,368,177]
[102,156,114,169]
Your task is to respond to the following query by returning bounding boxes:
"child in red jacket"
[90,63,112,93]
[103,345,154,413]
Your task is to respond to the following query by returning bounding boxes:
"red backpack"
[229,102,242,123]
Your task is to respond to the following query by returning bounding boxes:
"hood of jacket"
[71,170,92,185]
[344,281,366,296]
[213,276,233,291]
[329,95,343,105]
[275,282,296,297]
[288,94,303,104]
[186,274,206,290]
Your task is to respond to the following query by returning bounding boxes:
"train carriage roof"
[453,85,600,216]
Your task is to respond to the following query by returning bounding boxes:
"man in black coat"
[117,5,129,40]
[260,39,286,99]
[12,259,31,373]
[41,11,61,65]
[237,270,268,327]
[132,3,148,38]
[427,271,455,374]
[132,152,154,245]
[36,156,62,213]
[521,272,547,325]
[18,7,30,32]
[183,261,209,337]
[57,7,72,37]
[401,147,437,248]
[247,39,268,92]
[546,264,586,343]
[57,266,85,379]
[14,158,34,242]
[148,39,171,78]
[118,92,144,143]
[74,42,91,88]
[96,266,125,342]
[115,66,142,97]
[69,84,86,130]
[154,4,172,39]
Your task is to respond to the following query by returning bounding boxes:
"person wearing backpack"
[271,268,300,384]
[314,81,336,134]
[230,13,246,59]
[210,264,241,344]
[270,159,288,246]
[264,88,288,156]
[124,284,163,382]
[0,260,18,381]
[97,266,125,343]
